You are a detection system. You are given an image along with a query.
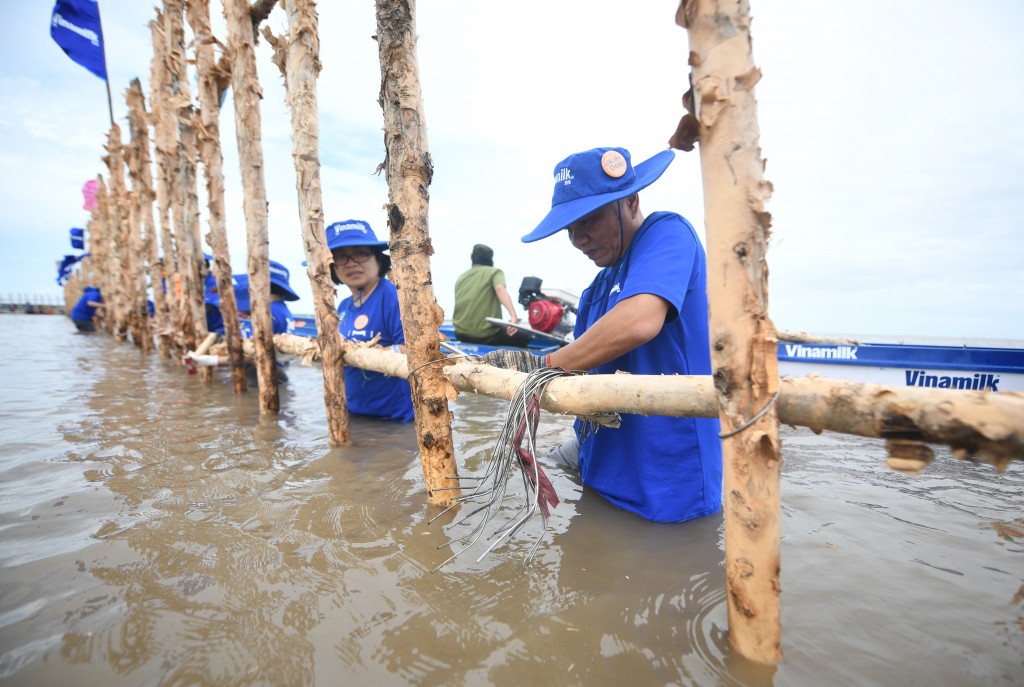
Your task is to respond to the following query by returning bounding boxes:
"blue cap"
[269,260,300,301]
[521,147,674,243]
[325,220,388,251]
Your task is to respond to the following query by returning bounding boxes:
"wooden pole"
[164,0,209,377]
[375,0,460,506]
[103,124,132,341]
[677,0,782,663]
[138,46,172,357]
[123,189,147,348]
[187,0,248,394]
[124,80,156,355]
[150,11,183,354]
[93,176,114,334]
[125,79,159,356]
[263,0,352,445]
[224,0,280,414]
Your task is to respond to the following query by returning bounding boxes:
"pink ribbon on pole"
[82,179,98,211]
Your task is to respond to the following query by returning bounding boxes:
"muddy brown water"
[0,314,1021,686]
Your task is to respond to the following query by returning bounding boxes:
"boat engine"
[518,277,577,338]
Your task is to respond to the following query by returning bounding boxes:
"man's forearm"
[548,293,668,371]
[494,284,519,323]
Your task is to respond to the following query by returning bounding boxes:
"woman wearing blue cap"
[483,147,723,524]
[327,219,414,423]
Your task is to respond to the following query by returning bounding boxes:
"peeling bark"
[679,0,781,663]
[164,0,209,378]
[187,0,248,394]
[92,176,114,334]
[150,12,182,355]
[125,79,157,355]
[375,0,459,505]
[224,0,279,414]
[102,124,132,342]
[264,0,352,445]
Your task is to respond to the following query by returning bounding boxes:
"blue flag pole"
[50,0,113,126]
[95,1,113,126]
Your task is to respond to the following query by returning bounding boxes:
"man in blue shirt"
[483,147,722,523]
[69,286,103,332]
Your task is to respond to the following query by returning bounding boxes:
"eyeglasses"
[333,249,374,265]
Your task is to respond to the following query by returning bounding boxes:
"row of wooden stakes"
[61,0,1022,665]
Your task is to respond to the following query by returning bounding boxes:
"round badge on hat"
[601,150,627,178]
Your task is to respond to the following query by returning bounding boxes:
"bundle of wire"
[432,366,577,570]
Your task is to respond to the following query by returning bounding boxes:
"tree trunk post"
[103,124,132,341]
[677,0,782,663]
[125,79,157,355]
[224,0,279,414]
[150,11,182,355]
[375,0,459,505]
[142,38,173,358]
[93,176,115,334]
[187,0,248,394]
[265,0,352,445]
[165,0,210,378]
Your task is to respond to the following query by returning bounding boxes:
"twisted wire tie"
[719,388,781,439]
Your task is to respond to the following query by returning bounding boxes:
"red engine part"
[528,299,564,333]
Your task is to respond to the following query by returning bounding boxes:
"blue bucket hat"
[521,147,675,243]
[232,274,250,312]
[325,220,388,251]
[269,260,300,301]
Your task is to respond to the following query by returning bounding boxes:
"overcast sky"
[3,1,1022,341]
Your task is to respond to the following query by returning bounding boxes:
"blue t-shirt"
[70,289,102,321]
[206,306,225,335]
[337,278,414,423]
[235,302,293,338]
[270,301,295,335]
[573,211,723,523]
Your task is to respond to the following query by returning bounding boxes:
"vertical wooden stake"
[677,0,782,663]
[92,176,113,334]
[142,33,173,358]
[125,80,157,355]
[375,0,459,505]
[150,11,183,354]
[165,0,209,376]
[103,124,131,341]
[187,0,248,394]
[225,0,279,414]
[265,0,352,445]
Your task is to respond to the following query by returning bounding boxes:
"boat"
[776,335,1024,393]
[439,278,1024,393]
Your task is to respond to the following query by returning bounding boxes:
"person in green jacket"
[452,244,532,347]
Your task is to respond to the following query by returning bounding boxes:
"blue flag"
[70,227,85,250]
[50,0,107,81]
[57,253,90,285]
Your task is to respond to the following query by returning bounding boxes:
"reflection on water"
[0,314,1021,686]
